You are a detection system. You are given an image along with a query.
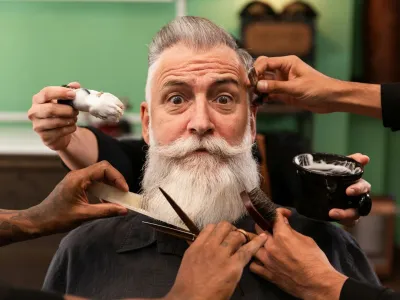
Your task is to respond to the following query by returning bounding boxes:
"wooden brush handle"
[240,191,272,231]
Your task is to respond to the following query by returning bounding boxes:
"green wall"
[1,0,399,243]
[0,1,175,112]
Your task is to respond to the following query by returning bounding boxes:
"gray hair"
[148,16,253,70]
[145,16,253,102]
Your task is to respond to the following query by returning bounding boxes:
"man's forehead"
[153,44,246,86]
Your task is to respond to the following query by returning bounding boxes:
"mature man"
[30,17,378,300]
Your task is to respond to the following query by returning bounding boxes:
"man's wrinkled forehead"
[152,44,247,90]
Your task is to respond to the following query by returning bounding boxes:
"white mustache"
[148,135,253,159]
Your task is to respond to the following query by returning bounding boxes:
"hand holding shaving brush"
[29,82,81,150]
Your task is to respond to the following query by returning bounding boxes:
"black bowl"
[293,152,372,221]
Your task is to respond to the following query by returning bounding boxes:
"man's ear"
[250,106,258,142]
[140,102,150,144]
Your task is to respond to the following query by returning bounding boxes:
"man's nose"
[187,99,215,136]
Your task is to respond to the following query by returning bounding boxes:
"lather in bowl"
[293,152,372,221]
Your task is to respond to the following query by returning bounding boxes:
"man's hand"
[0,161,128,246]
[166,222,267,300]
[252,55,342,113]
[28,82,80,150]
[329,153,371,227]
[250,209,348,300]
[27,161,128,235]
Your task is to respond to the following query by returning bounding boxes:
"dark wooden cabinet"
[0,155,68,289]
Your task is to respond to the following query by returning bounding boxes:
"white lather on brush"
[65,88,124,123]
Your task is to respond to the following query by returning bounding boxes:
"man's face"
[141,43,256,146]
[140,44,259,228]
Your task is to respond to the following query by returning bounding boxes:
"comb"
[240,187,277,231]
[87,182,186,230]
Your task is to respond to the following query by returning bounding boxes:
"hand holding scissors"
[164,221,268,300]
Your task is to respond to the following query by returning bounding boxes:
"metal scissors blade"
[158,187,200,235]
[143,221,197,242]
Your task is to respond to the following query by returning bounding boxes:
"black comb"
[240,187,277,232]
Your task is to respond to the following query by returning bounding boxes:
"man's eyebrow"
[162,80,191,89]
[211,78,240,87]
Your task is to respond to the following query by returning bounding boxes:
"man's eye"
[169,95,185,105]
[216,95,232,104]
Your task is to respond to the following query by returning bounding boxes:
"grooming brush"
[240,187,277,231]
[57,84,124,122]
[248,67,276,106]
[248,67,264,106]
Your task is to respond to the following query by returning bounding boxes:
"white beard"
[141,122,260,229]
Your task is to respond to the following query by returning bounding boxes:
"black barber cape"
[42,211,379,300]
[341,278,400,300]
[0,284,62,300]
[42,123,380,299]
[382,82,400,132]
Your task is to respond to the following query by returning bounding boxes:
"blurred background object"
[0,0,399,292]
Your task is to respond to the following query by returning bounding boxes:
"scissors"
[142,188,200,242]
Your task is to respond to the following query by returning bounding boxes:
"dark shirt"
[42,210,380,300]
[382,83,400,131]
[341,278,400,300]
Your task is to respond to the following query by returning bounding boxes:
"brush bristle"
[248,187,277,223]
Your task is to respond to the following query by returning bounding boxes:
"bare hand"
[27,161,128,235]
[250,209,348,300]
[28,82,80,150]
[252,55,341,113]
[166,222,268,300]
[329,153,371,227]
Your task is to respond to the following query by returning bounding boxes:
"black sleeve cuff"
[381,83,400,131]
[85,126,117,163]
[3,287,63,300]
[340,278,389,300]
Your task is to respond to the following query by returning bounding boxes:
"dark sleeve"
[85,127,147,193]
[341,278,400,300]
[341,232,381,286]
[0,284,63,300]
[381,83,400,131]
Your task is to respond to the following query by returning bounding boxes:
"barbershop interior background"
[1,0,400,291]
